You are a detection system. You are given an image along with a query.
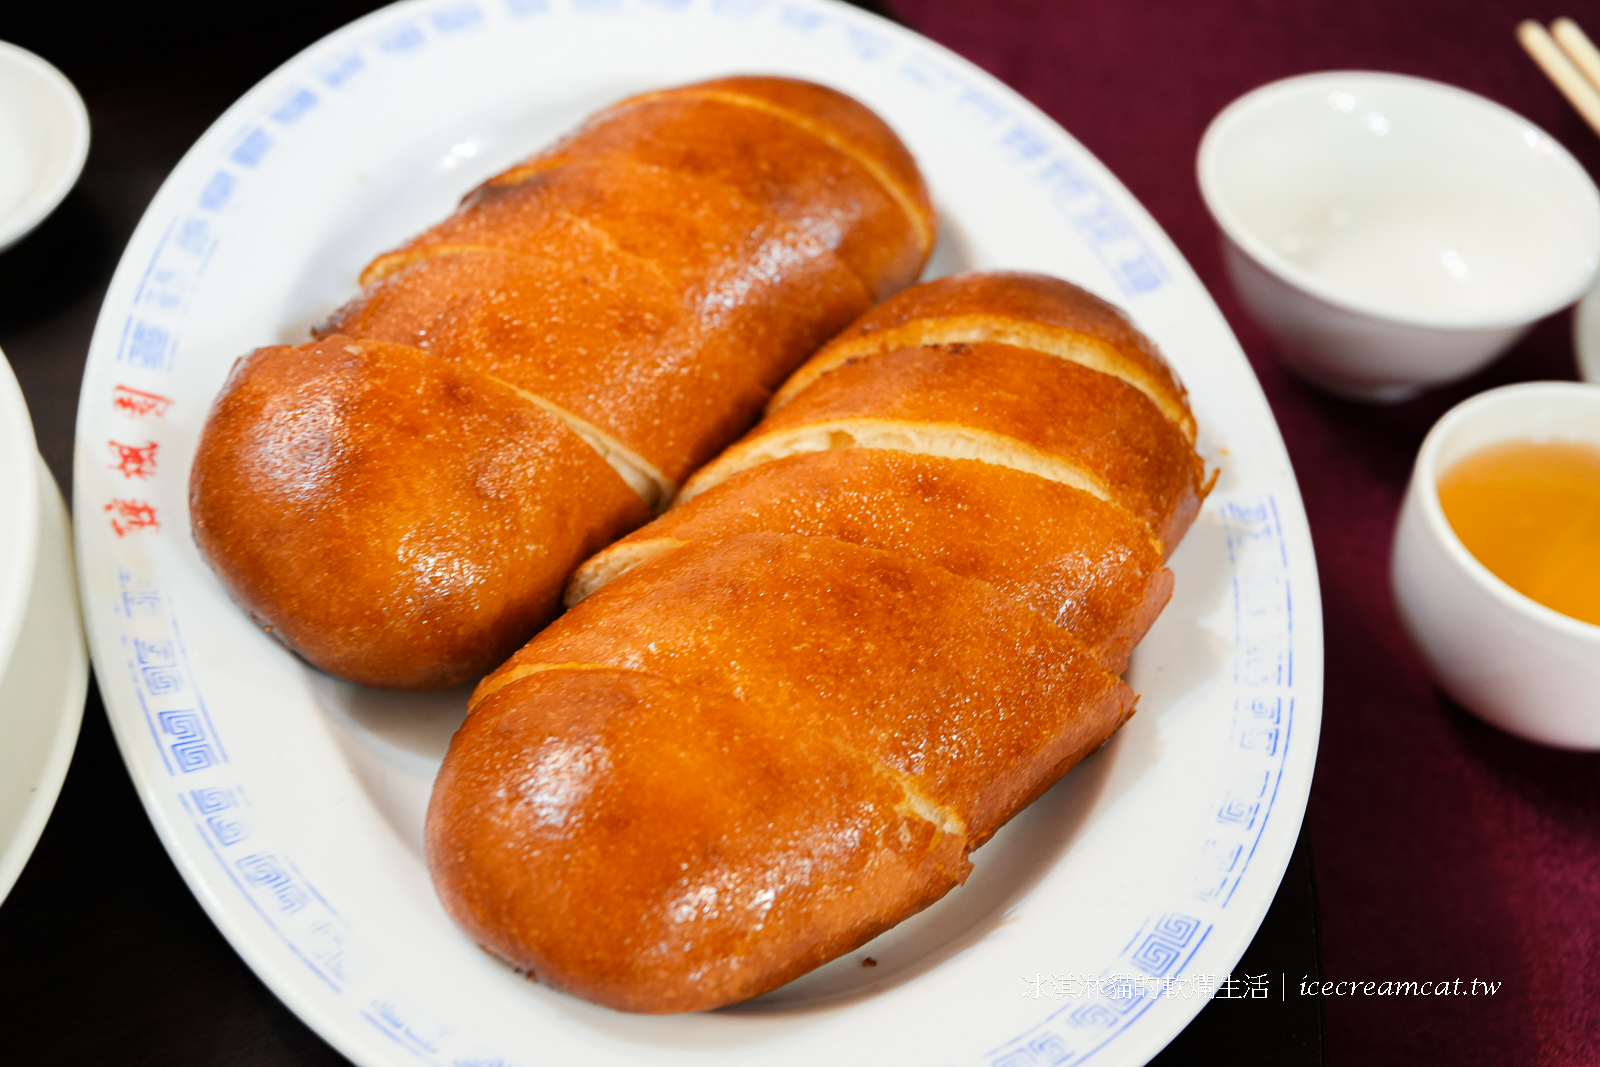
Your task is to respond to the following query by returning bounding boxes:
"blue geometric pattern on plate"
[77,2,1318,1064]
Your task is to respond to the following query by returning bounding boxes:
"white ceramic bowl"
[0,40,89,251]
[1391,381,1600,747]
[1199,72,1600,402]
[1575,281,1600,385]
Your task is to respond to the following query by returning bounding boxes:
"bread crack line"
[627,87,936,258]
[358,205,677,295]
[873,761,970,855]
[466,661,973,865]
[469,660,617,709]
[676,417,1161,552]
[333,337,674,511]
[484,375,674,512]
[769,321,1197,443]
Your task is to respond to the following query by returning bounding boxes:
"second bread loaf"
[427,271,1211,1012]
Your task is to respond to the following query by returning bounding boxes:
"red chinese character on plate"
[112,385,173,419]
[109,440,158,479]
[106,499,159,537]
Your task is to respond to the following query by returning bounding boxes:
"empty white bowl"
[1575,281,1600,385]
[1199,72,1600,402]
[1391,382,1600,748]
[0,40,89,252]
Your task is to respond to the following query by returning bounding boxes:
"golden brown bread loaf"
[426,271,1211,1012]
[189,76,933,689]
[189,338,651,688]
[680,272,1207,549]
[567,449,1172,673]
[433,533,1135,1013]
[765,269,1197,438]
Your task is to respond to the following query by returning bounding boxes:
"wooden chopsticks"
[1519,18,1600,138]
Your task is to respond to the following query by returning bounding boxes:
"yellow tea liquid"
[1437,438,1600,626]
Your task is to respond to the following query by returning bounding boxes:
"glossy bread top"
[189,336,650,689]
[188,75,932,688]
[569,448,1173,672]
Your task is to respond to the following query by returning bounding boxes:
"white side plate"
[73,1,1324,1064]
[0,40,89,251]
[0,350,38,702]
[0,456,89,906]
[1575,281,1600,384]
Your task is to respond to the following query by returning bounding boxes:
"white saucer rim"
[1576,283,1600,384]
[0,349,41,706]
[0,455,89,907]
[0,39,91,252]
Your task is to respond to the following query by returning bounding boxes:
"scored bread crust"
[431,533,1135,1012]
[767,272,1195,442]
[482,77,935,297]
[426,271,1210,1013]
[430,666,972,1014]
[189,338,651,690]
[477,533,1136,839]
[682,339,1207,551]
[567,448,1174,673]
[189,76,932,689]
[325,157,878,482]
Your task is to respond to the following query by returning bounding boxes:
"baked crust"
[189,76,930,688]
[429,666,969,1014]
[685,340,1207,550]
[433,533,1134,1011]
[483,76,936,298]
[189,337,649,689]
[426,270,1208,1010]
[569,448,1172,672]
[769,271,1195,442]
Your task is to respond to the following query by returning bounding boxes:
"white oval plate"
[73,1,1324,1064]
[0,40,89,251]
[0,455,88,907]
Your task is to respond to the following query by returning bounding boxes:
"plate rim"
[70,1,1326,1063]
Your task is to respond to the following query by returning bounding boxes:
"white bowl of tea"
[1392,381,1600,747]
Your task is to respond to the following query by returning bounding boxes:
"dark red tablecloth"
[889,0,1600,1062]
[2,0,1597,1062]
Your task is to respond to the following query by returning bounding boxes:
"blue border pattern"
[86,2,1304,1064]
[892,53,1170,298]
[111,556,522,1063]
[982,496,1299,1067]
